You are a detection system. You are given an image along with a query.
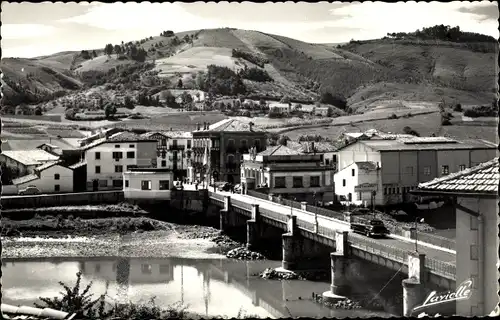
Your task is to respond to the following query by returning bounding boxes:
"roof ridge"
[419,157,499,188]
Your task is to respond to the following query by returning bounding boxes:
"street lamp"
[414,217,425,252]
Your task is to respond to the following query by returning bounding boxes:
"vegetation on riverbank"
[35,271,259,319]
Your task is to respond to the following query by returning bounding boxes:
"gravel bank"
[1,217,241,260]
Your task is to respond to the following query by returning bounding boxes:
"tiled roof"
[68,161,87,169]
[12,174,39,185]
[358,138,496,151]
[356,161,379,171]
[287,141,338,153]
[35,160,63,171]
[80,132,156,151]
[1,150,59,166]
[258,145,303,156]
[162,131,192,139]
[1,304,76,320]
[198,119,264,132]
[3,138,75,151]
[417,158,499,195]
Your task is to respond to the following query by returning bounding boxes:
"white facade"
[14,164,74,193]
[334,162,382,206]
[123,170,174,200]
[85,141,157,190]
[156,134,193,171]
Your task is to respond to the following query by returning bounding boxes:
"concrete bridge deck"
[208,190,456,283]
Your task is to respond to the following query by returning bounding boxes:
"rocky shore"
[257,267,329,281]
[312,293,362,310]
[1,216,242,260]
[226,247,265,260]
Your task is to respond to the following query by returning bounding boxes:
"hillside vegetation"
[1,26,497,119]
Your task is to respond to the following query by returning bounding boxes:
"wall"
[455,197,498,316]
[436,150,470,178]
[123,171,173,200]
[16,165,74,193]
[268,170,329,196]
[417,150,437,183]
[86,141,156,190]
[469,149,497,167]
[1,185,19,195]
[337,142,381,172]
[1,191,124,209]
[334,162,383,205]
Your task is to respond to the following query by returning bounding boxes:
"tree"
[320,92,347,110]
[104,104,117,118]
[92,50,97,58]
[280,95,291,105]
[123,96,134,109]
[177,78,183,89]
[278,135,289,146]
[65,108,77,120]
[104,44,113,56]
[326,107,334,117]
[34,106,43,115]
[180,92,193,105]
[113,45,122,55]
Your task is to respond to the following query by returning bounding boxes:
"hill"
[1,27,497,117]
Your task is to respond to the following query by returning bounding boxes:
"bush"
[231,49,268,67]
[441,119,452,126]
[238,67,273,82]
[388,113,399,119]
[463,105,498,118]
[199,65,246,96]
[453,103,462,112]
[403,126,420,136]
[320,92,347,110]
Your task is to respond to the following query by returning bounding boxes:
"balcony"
[169,145,186,151]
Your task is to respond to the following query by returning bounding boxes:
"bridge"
[206,190,456,316]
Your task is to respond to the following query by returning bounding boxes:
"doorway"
[92,179,98,192]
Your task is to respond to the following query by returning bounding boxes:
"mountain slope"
[1,28,496,112]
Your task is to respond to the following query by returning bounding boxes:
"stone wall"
[1,191,124,209]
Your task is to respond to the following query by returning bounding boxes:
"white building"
[333,161,381,206]
[415,158,499,317]
[11,161,74,193]
[81,132,157,191]
[269,102,292,114]
[123,168,174,201]
[0,149,60,176]
[336,136,497,205]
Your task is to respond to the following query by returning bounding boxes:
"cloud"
[1,24,57,39]
[457,2,499,21]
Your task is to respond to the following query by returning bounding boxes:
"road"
[215,190,455,264]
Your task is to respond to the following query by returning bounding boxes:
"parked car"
[233,184,241,193]
[218,182,233,192]
[18,186,41,195]
[351,219,389,238]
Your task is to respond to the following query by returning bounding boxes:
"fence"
[413,231,456,251]
[307,205,344,220]
[247,190,268,201]
[424,257,456,279]
[348,232,408,264]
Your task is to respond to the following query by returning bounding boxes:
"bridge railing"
[209,192,225,202]
[414,231,456,251]
[259,207,288,223]
[317,225,337,240]
[306,204,344,221]
[348,232,407,264]
[425,257,456,279]
[296,219,315,232]
[232,198,253,211]
[247,190,268,201]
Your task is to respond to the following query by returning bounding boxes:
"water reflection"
[2,257,396,318]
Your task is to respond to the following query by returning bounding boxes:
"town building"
[287,141,338,169]
[141,130,192,180]
[123,167,174,201]
[36,143,64,156]
[334,161,381,206]
[81,132,157,191]
[241,145,335,202]
[413,158,499,317]
[335,136,497,205]
[11,160,74,193]
[268,102,292,114]
[190,119,267,184]
[0,149,60,176]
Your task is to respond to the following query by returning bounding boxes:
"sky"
[2,1,498,58]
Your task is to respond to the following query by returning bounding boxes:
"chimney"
[196,122,201,131]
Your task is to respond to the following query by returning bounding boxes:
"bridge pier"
[281,215,298,270]
[219,196,231,232]
[246,204,260,250]
[402,252,426,317]
[323,230,349,302]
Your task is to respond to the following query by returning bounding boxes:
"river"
[2,257,402,318]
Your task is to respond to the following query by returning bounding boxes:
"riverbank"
[1,216,241,260]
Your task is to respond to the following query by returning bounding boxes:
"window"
[351,169,355,176]
[405,166,414,175]
[54,173,60,180]
[423,166,431,175]
[125,180,129,188]
[348,193,352,201]
[310,176,320,187]
[342,179,346,187]
[384,188,387,195]
[459,164,466,171]
[115,145,120,148]
[275,177,286,188]
[129,144,134,148]
[187,140,191,148]
[55,184,60,192]
[254,139,261,150]
[293,176,303,188]
[325,159,330,165]
[99,180,108,187]
[333,155,337,162]
[161,160,166,167]
[115,165,123,173]
[141,264,152,274]
[95,166,101,174]
[159,180,170,190]
[161,151,167,158]
[127,151,135,159]
[112,152,123,159]
[241,139,248,148]
[126,165,133,171]
[141,180,152,190]
[441,165,449,175]
[160,264,170,274]
[172,139,178,147]
[112,180,123,188]
[95,152,101,160]
[470,245,479,260]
